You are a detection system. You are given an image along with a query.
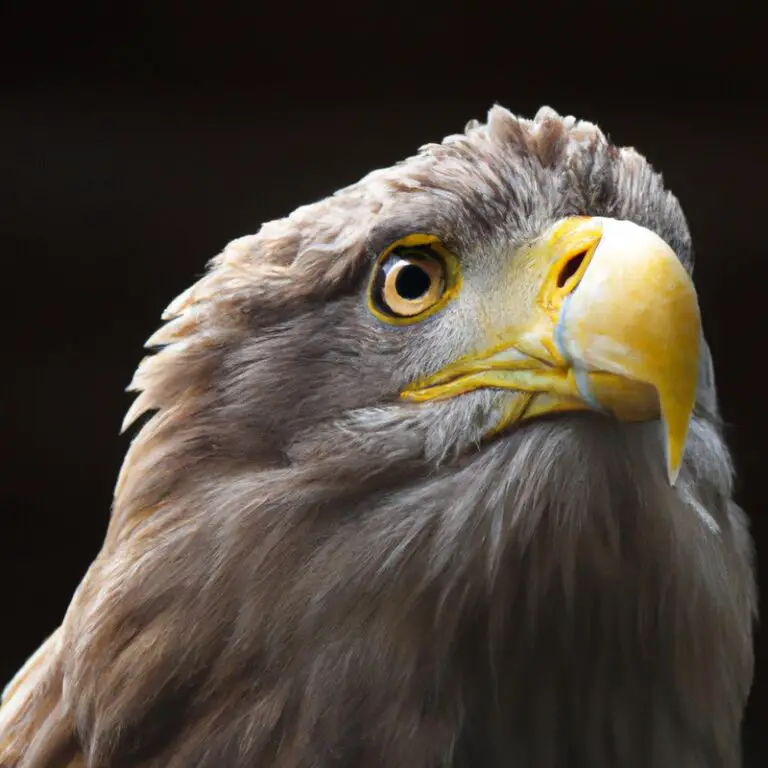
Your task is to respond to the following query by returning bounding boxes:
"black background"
[1,2,765,764]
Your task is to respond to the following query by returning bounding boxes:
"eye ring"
[367,234,462,325]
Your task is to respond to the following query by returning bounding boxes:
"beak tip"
[666,462,681,487]
[662,406,693,487]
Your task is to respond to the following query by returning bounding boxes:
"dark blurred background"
[1,1,765,764]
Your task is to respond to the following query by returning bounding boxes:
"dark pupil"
[395,263,431,300]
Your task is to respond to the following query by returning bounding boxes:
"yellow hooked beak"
[401,217,701,485]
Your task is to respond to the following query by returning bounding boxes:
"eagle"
[0,105,757,768]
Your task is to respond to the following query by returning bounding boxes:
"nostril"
[557,251,587,289]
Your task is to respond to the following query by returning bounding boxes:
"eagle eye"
[368,236,461,324]
[376,248,444,316]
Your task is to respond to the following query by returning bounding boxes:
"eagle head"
[0,105,756,768]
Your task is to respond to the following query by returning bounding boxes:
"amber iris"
[373,247,446,318]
